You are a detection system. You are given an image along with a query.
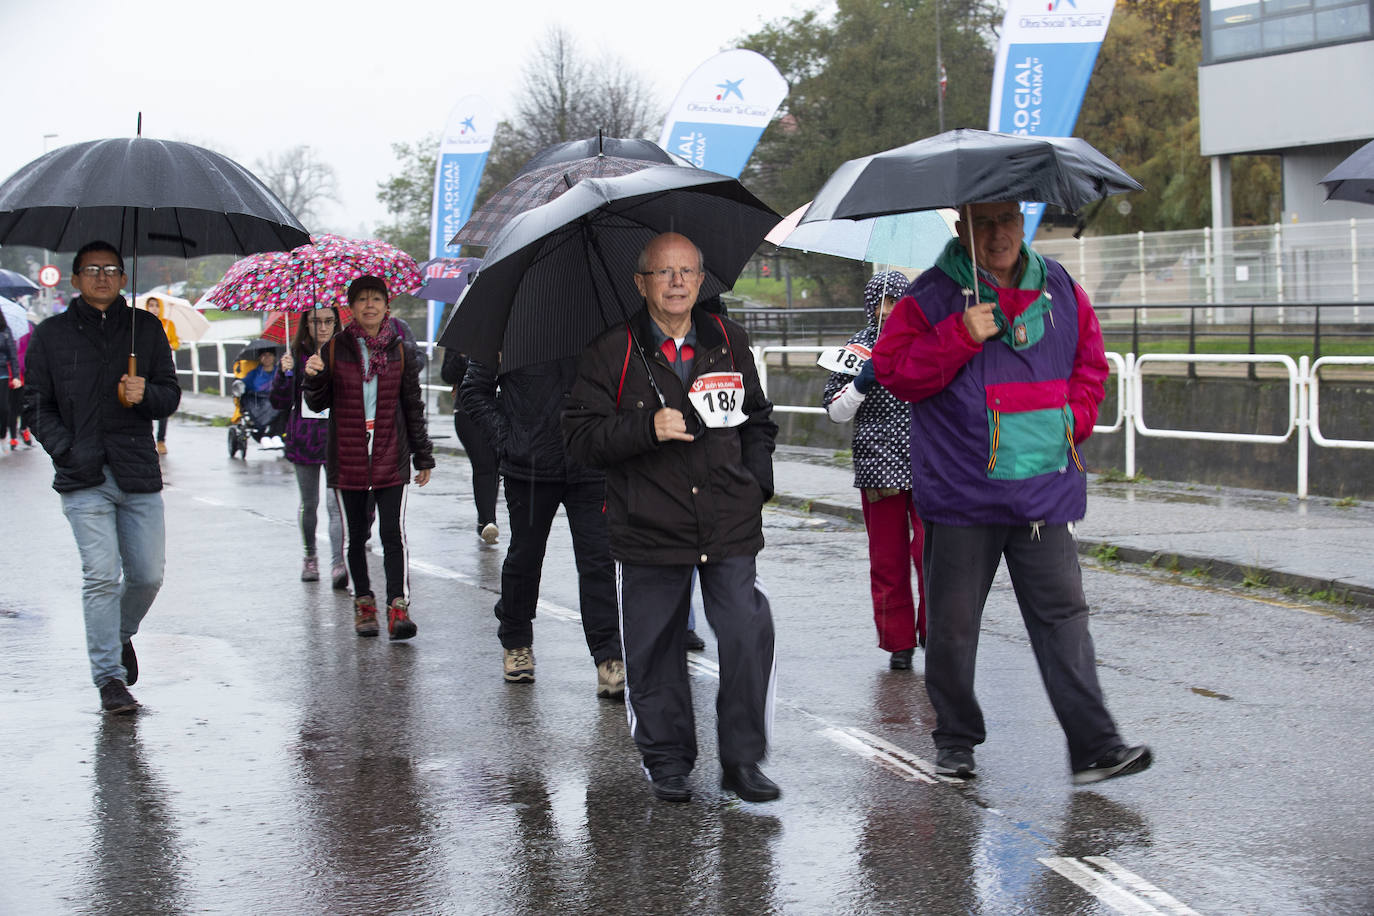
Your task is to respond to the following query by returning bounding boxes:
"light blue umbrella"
[767,203,958,268]
[1,296,30,340]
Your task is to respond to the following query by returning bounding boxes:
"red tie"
[660,339,694,362]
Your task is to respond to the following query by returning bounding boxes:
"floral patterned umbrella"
[205,233,423,313]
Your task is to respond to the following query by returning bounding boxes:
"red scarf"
[347,317,398,382]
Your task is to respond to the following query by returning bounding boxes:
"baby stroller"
[227,339,286,458]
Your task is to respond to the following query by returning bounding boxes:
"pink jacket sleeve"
[1068,282,1109,443]
[869,294,982,403]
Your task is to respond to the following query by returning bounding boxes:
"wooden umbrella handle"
[117,354,137,407]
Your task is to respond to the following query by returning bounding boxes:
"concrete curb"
[1073,538,1374,610]
[769,493,1374,611]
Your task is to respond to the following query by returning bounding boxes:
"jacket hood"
[863,271,910,329]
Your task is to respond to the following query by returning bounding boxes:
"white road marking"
[1039,857,1165,914]
[817,726,938,784]
[535,597,581,624]
[1084,857,1204,915]
[410,557,473,583]
[171,510,1197,913]
[688,655,720,678]
[1039,857,1203,915]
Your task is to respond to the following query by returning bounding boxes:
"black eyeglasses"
[77,265,124,277]
[638,267,703,282]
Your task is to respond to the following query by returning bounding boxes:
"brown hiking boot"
[354,594,380,637]
[387,597,417,641]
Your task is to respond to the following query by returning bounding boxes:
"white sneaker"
[480,522,499,544]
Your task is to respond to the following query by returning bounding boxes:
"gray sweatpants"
[923,521,1124,771]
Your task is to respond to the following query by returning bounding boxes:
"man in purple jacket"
[871,201,1151,786]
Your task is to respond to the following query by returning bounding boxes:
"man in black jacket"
[460,356,624,699]
[23,241,181,715]
[563,232,780,804]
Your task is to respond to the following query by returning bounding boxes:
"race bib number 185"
[817,342,872,376]
[687,372,748,428]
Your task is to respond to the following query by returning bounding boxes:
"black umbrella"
[519,133,683,174]
[437,165,777,385]
[0,123,309,403]
[234,339,284,363]
[0,268,39,300]
[800,129,1143,223]
[1319,139,1374,206]
[0,138,308,257]
[453,134,685,249]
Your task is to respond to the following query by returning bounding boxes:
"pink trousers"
[860,488,927,652]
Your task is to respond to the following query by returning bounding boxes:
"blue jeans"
[60,467,166,687]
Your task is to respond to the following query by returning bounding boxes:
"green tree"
[374,135,437,261]
[738,0,1000,306]
[373,136,438,330]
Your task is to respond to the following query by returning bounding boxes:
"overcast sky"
[2,0,822,238]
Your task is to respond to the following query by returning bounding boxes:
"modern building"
[1199,0,1374,227]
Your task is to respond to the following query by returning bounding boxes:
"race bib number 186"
[687,372,748,428]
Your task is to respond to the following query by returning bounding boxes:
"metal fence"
[734,217,1374,345]
[751,346,1374,500]
[1035,217,1374,315]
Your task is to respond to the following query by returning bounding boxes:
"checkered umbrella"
[416,256,481,304]
[452,155,662,249]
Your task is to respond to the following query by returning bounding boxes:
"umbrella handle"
[117,354,137,407]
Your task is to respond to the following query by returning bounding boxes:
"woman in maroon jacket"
[303,277,434,640]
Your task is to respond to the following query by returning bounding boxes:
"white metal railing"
[750,345,1374,499]
[1309,357,1374,451]
[752,346,830,415]
[184,338,451,411]
[1131,354,1300,444]
[180,338,253,395]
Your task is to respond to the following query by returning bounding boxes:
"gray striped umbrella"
[438,165,777,375]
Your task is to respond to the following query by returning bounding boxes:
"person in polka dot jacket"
[822,270,928,671]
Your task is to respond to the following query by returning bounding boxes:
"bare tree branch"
[477,26,661,207]
[255,145,339,228]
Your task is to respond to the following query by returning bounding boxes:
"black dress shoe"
[889,648,914,670]
[122,640,138,686]
[684,629,706,652]
[721,764,780,802]
[651,773,692,803]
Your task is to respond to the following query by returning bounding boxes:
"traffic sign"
[38,265,61,287]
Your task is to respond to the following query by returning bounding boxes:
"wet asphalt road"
[2,420,1373,915]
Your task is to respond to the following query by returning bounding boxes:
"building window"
[1206,0,1371,60]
